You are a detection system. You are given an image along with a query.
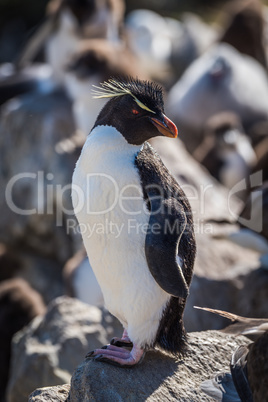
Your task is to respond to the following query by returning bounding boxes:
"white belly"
[72,125,170,346]
[45,10,80,84]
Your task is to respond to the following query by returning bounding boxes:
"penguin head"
[92,77,178,145]
[49,0,97,26]
[208,56,231,84]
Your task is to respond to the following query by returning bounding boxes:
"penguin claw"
[85,345,109,358]
[85,350,94,358]
[86,344,145,367]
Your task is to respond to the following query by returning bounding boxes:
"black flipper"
[135,142,195,299]
[145,192,189,298]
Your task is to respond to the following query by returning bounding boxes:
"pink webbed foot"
[110,329,133,348]
[86,343,145,367]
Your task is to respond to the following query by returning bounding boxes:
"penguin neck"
[87,125,143,157]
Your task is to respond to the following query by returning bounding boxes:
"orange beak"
[150,114,178,138]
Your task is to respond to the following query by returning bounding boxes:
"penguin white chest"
[72,126,169,344]
[46,10,80,83]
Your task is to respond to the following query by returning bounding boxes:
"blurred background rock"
[0,0,268,400]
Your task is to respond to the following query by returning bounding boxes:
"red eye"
[132,109,139,115]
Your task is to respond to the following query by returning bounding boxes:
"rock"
[0,243,21,281]
[0,88,83,302]
[150,136,243,222]
[236,268,268,318]
[0,89,80,262]
[67,330,250,401]
[7,296,121,402]
[184,275,238,331]
[185,266,268,332]
[29,384,70,402]
[16,253,64,304]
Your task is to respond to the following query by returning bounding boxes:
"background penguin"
[193,112,256,193]
[125,9,216,89]
[167,43,268,153]
[219,0,267,69]
[196,307,268,402]
[72,77,196,367]
[16,0,125,84]
[63,39,145,139]
[194,306,268,339]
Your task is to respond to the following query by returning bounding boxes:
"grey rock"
[29,384,70,402]
[66,330,249,402]
[185,266,268,332]
[17,253,64,304]
[7,296,121,402]
[0,90,80,262]
[0,89,83,302]
[150,137,243,222]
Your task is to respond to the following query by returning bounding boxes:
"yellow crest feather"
[92,79,156,114]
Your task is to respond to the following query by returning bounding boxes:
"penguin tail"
[155,296,188,357]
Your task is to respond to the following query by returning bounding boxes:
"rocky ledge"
[29,330,249,401]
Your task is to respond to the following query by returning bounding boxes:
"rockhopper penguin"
[72,77,196,367]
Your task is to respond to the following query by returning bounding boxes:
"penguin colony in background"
[17,0,125,82]
[72,77,196,366]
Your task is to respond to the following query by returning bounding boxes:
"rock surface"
[184,267,268,331]
[0,90,80,262]
[0,89,82,304]
[151,136,242,222]
[7,296,121,402]
[28,331,250,402]
[29,384,70,402]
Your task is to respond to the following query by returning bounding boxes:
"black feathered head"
[92,77,177,145]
